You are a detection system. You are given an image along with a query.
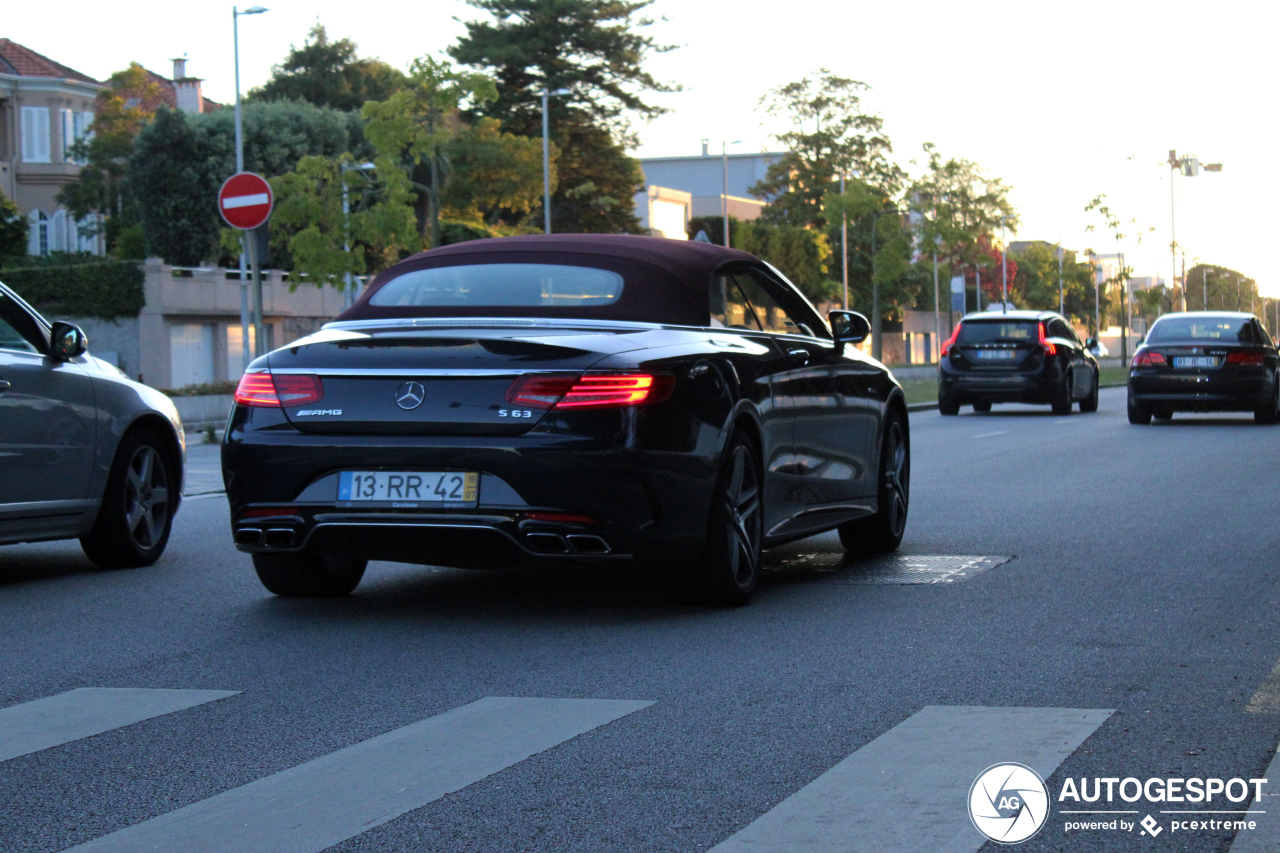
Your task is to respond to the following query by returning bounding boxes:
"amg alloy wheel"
[839,409,909,555]
[81,429,175,569]
[694,431,763,606]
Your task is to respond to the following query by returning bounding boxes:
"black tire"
[1152,410,1173,422]
[1051,370,1074,415]
[1256,373,1280,424]
[80,428,176,569]
[252,553,367,597]
[838,408,909,556]
[938,390,960,416]
[972,401,992,413]
[1127,394,1151,425]
[689,430,763,606]
[1079,370,1099,413]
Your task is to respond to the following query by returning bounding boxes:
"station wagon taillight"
[234,372,324,407]
[506,373,675,409]
[941,323,961,357]
[1038,323,1057,356]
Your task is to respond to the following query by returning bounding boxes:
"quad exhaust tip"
[525,532,612,556]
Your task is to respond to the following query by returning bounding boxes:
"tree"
[825,179,916,336]
[57,63,166,256]
[1085,193,1154,358]
[267,154,419,289]
[690,215,834,304]
[440,117,546,222]
[130,101,369,265]
[0,193,27,260]
[1010,241,1097,327]
[249,25,406,111]
[449,0,677,232]
[362,56,501,248]
[751,70,903,230]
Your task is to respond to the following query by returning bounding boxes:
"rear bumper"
[1129,371,1271,411]
[222,407,718,568]
[938,364,1061,404]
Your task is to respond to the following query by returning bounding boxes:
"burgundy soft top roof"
[339,234,762,326]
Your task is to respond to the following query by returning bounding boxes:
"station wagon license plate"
[1173,356,1217,368]
[974,350,1017,360]
[338,471,479,505]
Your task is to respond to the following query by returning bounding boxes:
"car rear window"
[1147,317,1254,344]
[368,264,624,309]
[957,320,1039,344]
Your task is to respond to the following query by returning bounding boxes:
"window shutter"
[61,109,74,160]
[21,107,51,163]
[50,210,68,252]
[27,210,41,255]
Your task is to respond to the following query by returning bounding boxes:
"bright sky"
[12,1,1276,293]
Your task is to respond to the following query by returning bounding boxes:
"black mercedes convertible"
[222,235,910,605]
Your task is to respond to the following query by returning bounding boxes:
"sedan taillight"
[234,372,323,407]
[1131,351,1166,368]
[1227,352,1265,366]
[505,373,675,409]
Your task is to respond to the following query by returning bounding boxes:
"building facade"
[638,146,784,226]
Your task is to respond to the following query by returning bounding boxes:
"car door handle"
[0,379,9,395]
[787,349,810,365]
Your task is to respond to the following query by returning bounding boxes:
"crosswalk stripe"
[710,705,1112,853]
[0,688,239,763]
[65,696,653,853]
[1227,743,1280,852]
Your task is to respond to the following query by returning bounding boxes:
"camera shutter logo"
[968,762,1050,844]
[395,381,426,411]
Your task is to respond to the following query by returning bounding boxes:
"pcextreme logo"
[968,763,1050,844]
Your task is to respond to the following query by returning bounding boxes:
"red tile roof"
[0,39,98,84]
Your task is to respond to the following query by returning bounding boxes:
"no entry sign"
[218,172,274,230]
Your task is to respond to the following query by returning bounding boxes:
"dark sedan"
[1127,312,1280,424]
[222,235,910,605]
[938,310,1099,415]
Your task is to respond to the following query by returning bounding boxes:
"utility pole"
[841,172,849,309]
[1000,216,1008,312]
[1057,242,1064,315]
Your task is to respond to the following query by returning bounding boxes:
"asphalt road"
[3,386,1280,853]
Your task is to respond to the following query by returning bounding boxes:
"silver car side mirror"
[50,321,87,360]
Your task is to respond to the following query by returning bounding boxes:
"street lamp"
[233,5,268,361]
[721,140,742,248]
[341,162,376,309]
[1167,149,1223,311]
[540,88,570,234]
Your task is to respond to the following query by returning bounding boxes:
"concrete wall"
[63,315,142,378]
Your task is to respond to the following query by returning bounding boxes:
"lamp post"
[869,206,901,362]
[341,162,376,310]
[999,216,1008,313]
[540,88,570,234]
[841,171,848,309]
[1167,149,1223,311]
[233,5,267,361]
[721,140,742,247]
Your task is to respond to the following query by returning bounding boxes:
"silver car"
[0,282,185,567]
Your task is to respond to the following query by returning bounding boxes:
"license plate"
[338,471,479,506]
[974,350,1016,360]
[1173,356,1217,368]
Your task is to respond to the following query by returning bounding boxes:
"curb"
[906,382,1128,414]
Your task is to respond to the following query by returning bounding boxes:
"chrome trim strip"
[324,317,668,332]
[269,368,534,377]
[765,503,874,538]
[281,521,631,560]
[0,499,97,520]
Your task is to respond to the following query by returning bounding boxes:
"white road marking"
[1227,742,1280,851]
[710,705,1112,853]
[66,696,652,853]
[972,431,1009,439]
[220,193,269,209]
[0,688,238,763]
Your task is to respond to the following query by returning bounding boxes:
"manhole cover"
[763,554,1012,585]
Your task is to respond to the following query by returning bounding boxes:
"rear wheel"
[971,401,992,413]
[691,431,763,606]
[938,389,960,416]
[1051,370,1074,415]
[1127,394,1151,425]
[252,553,367,597]
[839,408,909,556]
[1152,410,1173,422]
[81,429,176,569]
[1079,370,1099,413]
[1255,373,1280,424]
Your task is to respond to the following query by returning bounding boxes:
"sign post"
[218,172,274,360]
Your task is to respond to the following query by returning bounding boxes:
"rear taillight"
[505,373,675,410]
[1227,352,1265,365]
[1038,323,1057,356]
[941,323,961,357]
[1131,351,1166,368]
[234,372,323,407]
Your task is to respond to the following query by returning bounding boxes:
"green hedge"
[0,255,144,319]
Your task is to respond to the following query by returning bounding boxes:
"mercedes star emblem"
[394,381,426,410]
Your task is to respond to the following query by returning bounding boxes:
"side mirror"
[50,322,87,360]
[829,310,871,347]
[1085,337,1097,350]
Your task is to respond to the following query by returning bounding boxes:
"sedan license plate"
[974,349,1016,360]
[338,471,479,506]
[1173,356,1218,368]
